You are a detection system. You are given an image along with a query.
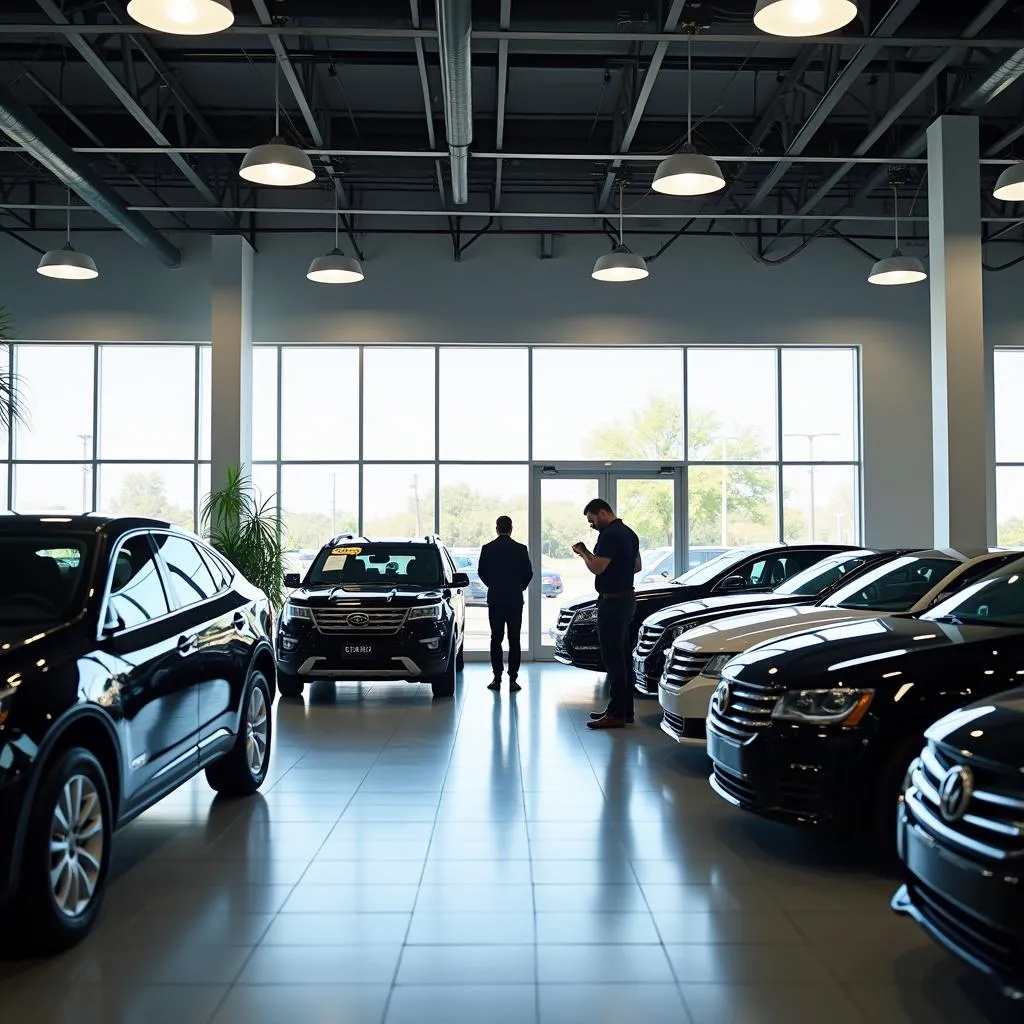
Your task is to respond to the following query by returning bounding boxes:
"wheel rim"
[50,774,104,918]
[246,685,269,776]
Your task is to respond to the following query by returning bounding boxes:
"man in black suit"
[478,515,533,692]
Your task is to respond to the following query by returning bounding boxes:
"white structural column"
[210,235,254,493]
[927,115,994,551]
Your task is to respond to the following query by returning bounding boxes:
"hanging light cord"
[893,185,900,251]
[334,195,340,250]
[686,35,693,148]
[274,59,280,137]
[618,182,624,246]
[65,187,71,246]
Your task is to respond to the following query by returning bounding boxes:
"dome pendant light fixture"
[126,0,234,35]
[37,189,98,281]
[307,192,365,284]
[869,182,926,286]
[652,36,725,197]
[753,0,858,38]
[239,59,315,187]
[994,162,1024,202]
[592,183,649,282]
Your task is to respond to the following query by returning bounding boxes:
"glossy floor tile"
[0,665,1015,1024]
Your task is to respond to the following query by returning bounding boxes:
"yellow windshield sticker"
[331,546,362,555]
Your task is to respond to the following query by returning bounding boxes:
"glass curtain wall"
[995,348,1024,545]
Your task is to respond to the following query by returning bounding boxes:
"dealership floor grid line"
[0,666,1012,1024]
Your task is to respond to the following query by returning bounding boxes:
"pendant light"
[592,183,649,282]
[868,183,926,286]
[307,191,365,284]
[652,36,725,197]
[37,190,98,281]
[126,0,234,35]
[239,59,315,187]
[753,0,858,37]
[994,162,1024,202]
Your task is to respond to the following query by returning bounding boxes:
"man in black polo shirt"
[572,498,641,730]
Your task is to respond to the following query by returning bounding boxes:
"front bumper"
[706,722,872,827]
[659,671,718,722]
[277,626,452,681]
[893,806,1024,998]
[552,623,603,670]
[632,649,665,695]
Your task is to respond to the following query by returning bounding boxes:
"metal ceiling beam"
[765,0,1013,238]
[408,0,446,205]
[5,24,1024,48]
[596,0,687,212]
[745,0,921,212]
[493,0,512,209]
[34,0,221,209]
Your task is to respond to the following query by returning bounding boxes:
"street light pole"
[784,432,839,541]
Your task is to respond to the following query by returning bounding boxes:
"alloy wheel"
[246,685,269,776]
[49,774,105,918]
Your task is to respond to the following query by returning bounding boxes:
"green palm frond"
[0,307,23,432]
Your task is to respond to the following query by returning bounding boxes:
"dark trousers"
[597,595,636,720]
[488,601,523,680]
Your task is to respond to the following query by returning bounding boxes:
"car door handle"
[177,635,195,656]
[232,612,246,631]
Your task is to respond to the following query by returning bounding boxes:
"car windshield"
[305,543,443,588]
[774,552,874,597]
[673,547,760,586]
[924,557,1024,626]
[824,555,956,611]
[0,535,91,622]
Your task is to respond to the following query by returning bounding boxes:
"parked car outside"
[452,550,488,605]
[541,568,564,598]
[893,687,1024,1000]
[552,544,854,675]
[632,548,899,697]
[661,550,1011,743]
[704,550,1024,842]
[638,547,674,584]
[277,535,468,698]
[0,516,276,952]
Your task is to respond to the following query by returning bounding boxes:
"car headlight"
[282,601,311,624]
[702,654,734,679]
[771,688,874,726]
[573,607,597,624]
[409,603,443,621]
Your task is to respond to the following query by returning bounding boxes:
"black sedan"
[632,548,899,694]
[893,688,1024,999]
[706,552,1024,841]
[553,544,853,673]
[0,516,276,952]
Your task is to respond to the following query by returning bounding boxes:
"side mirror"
[451,572,471,589]
[717,575,747,592]
[284,572,301,588]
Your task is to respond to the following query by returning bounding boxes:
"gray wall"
[4,227,1021,547]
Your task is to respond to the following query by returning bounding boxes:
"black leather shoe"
[590,709,634,723]
[509,679,522,692]
[487,679,501,691]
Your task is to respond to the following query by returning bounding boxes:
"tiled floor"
[1,665,1018,1023]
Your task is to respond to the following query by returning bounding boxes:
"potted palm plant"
[0,307,23,432]
[201,466,284,609]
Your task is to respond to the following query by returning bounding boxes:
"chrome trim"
[905,787,1010,861]
[297,655,421,677]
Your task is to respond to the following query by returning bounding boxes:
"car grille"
[310,607,409,635]
[907,742,1024,861]
[712,765,758,805]
[707,677,781,743]
[907,874,1020,977]
[556,608,574,632]
[661,645,711,689]
[635,623,665,658]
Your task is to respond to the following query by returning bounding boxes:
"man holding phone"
[572,498,641,730]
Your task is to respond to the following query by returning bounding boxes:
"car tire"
[20,747,112,954]
[205,670,273,797]
[455,636,465,672]
[872,735,923,851]
[430,644,457,698]
[277,669,305,698]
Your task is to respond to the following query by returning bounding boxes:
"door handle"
[232,611,246,631]
[177,635,195,656]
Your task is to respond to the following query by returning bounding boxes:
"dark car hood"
[559,581,712,613]
[0,619,81,678]
[643,592,811,629]
[726,614,1018,689]
[925,687,1024,767]
[291,585,446,607]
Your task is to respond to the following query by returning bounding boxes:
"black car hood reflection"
[560,581,714,613]
[725,614,1015,688]
[924,687,1024,767]
[643,592,806,629]
[0,620,81,683]
[291,584,445,607]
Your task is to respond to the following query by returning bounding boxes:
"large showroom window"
[995,348,1024,546]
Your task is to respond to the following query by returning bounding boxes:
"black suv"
[893,688,1024,1000]
[277,535,469,699]
[0,516,276,952]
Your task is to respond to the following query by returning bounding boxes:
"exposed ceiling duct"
[0,81,180,267]
[436,0,473,205]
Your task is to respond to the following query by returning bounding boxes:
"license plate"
[633,655,645,679]
[707,728,744,775]
[343,644,375,657]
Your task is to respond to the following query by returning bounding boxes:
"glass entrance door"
[530,466,682,658]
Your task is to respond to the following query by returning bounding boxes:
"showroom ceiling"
[1,1,1024,253]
